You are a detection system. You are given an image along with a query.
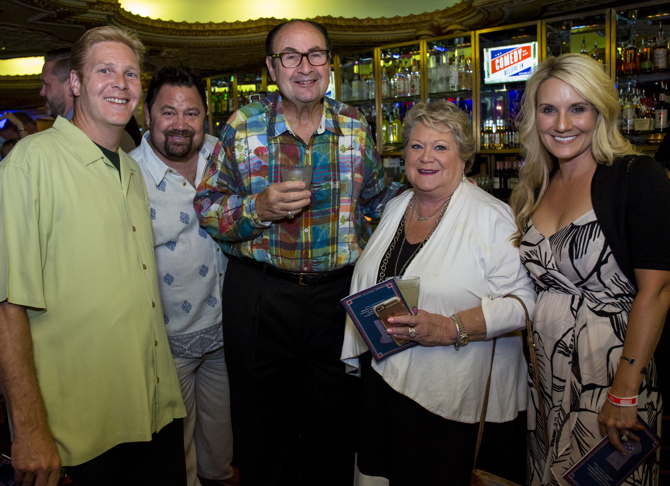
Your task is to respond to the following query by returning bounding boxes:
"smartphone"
[373,296,412,346]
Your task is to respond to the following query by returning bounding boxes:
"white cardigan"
[341,180,535,423]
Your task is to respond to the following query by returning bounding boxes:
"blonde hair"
[510,54,636,245]
[402,100,475,170]
[71,26,144,80]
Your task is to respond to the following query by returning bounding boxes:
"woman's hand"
[386,309,456,346]
[597,400,644,454]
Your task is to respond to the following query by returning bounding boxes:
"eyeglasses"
[271,50,330,68]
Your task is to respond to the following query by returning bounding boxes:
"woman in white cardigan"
[341,100,535,486]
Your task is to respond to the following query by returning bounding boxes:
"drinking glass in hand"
[281,165,312,190]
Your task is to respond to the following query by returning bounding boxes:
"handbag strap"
[473,294,544,468]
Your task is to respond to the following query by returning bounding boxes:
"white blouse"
[341,180,535,423]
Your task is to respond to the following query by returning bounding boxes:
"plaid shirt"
[195,93,390,272]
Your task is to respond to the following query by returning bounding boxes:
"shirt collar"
[136,132,170,186]
[52,116,123,169]
[267,93,343,139]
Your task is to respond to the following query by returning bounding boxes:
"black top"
[591,155,670,289]
[94,142,121,175]
[376,220,423,283]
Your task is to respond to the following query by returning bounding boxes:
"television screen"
[483,42,538,84]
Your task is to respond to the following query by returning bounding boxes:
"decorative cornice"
[0,0,605,110]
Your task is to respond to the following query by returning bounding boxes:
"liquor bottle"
[390,106,402,144]
[410,57,421,96]
[616,42,625,76]
[351,62,363,100]
[382,109,391,145]
[481,120,491,150]
[428,52,438,91]
[492,160,502,193]
[438,53,449,93]
[590,42,602,63]
[457,54,466,90]
[656,86,669,133]
[580,37,588,55]
[654,23,668,71]
[366,75,375,101]
[382,70,391,98]
[465,57,473,89]
[507,159,520,191]
[448,53,458,91]
[624,36,637,74]
[640,39,653,73]
[621,87,635,136]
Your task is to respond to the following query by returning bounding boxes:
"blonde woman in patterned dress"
[511,53,670,485]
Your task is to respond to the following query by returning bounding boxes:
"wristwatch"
[451,313,469,349]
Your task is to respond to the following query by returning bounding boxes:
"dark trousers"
[65,419,186,486]
[223,257,357,486]
[358,354,526,486]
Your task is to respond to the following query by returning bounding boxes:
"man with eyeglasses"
[196,19,392,486]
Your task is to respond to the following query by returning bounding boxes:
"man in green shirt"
[0,26,186,486]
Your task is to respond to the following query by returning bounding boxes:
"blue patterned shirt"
[131,133,226,358]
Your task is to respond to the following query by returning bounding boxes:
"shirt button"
[132,225,137,232]
[152,301,156,308]
[154,340,158,347]
[156,376,160,384]
[142,263,147,270]
[304,228,308,233]
[182,182,187,187]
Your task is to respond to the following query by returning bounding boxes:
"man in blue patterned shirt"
[195,19,392,486]
[131,67,234,486]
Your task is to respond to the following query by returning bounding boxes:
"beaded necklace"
[378,195,451,281]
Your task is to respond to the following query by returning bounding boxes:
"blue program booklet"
[340,277,417,361]
[560,417,660,486]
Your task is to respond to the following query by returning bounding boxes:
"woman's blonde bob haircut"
[402,100,476,171]
[70,25,145,80]
[510,53,636,245]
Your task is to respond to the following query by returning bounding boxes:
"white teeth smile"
[554,135,576,142]
[105,97,128,104]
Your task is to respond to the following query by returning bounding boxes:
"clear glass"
[280,165,312,190]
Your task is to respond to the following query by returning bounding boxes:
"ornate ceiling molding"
[0,0,611,110]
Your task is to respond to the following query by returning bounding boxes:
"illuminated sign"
[483,42,538,84]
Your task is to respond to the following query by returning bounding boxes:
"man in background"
[40,48,74,119]
[0,26,186,486]
[130,66,235,486]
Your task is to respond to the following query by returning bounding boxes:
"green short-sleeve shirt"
[0,117,186,466]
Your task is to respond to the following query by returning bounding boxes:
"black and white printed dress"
[520,209,661,486]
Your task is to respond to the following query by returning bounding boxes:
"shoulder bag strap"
[473,294,546,468]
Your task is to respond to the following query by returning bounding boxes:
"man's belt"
[238,257,353,287]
